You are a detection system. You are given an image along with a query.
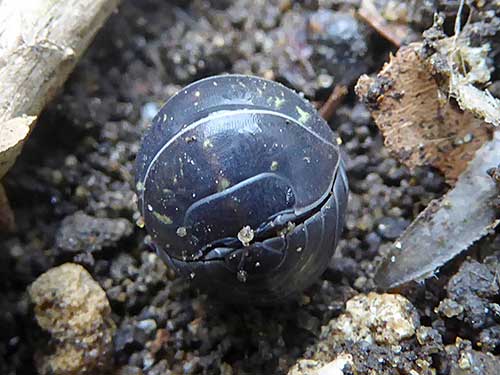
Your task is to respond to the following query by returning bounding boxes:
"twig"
[319,85,348,121]
[454,0,466,38]
[0,183,15,232]
[358,0,408,47]
[0,0,121,179]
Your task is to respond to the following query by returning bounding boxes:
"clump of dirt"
[56,211,133,255]
[29,263,116,375]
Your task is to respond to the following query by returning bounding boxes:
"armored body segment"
[135,75,348,303]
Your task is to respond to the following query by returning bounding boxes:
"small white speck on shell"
[237,226,254,246]
[176,227,187,237]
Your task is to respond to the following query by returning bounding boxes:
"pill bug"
[135,74,348,304]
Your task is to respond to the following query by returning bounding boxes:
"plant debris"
[0,116,36,179]
[319,85,348,121]
[422,12,500,127]
[0,0,120,180]
[375,132,500,290]
[0,184,15,232]
[358,0,416,47]
[356,43,492,183]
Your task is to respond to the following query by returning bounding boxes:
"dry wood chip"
[355,43,492,183]
[0,116,36,179]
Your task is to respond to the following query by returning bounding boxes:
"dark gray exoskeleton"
[135,75,348,304]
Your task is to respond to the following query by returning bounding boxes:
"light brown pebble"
[29,263,116,375]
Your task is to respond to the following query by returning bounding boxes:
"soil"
[1,1,499,374]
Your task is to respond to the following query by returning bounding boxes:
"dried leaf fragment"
[355,43,492,182]
[375,132,500,290]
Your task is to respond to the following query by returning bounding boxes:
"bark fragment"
[356,43,492,183]
[0,116,35,179]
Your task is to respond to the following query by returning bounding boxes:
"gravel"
[56,211,133,254]
[29,263,115,375]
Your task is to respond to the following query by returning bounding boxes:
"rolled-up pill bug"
[135,74,348,304]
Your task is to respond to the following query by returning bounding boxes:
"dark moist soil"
[1,1,499,374]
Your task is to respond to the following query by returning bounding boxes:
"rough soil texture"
[0,1,499,374]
